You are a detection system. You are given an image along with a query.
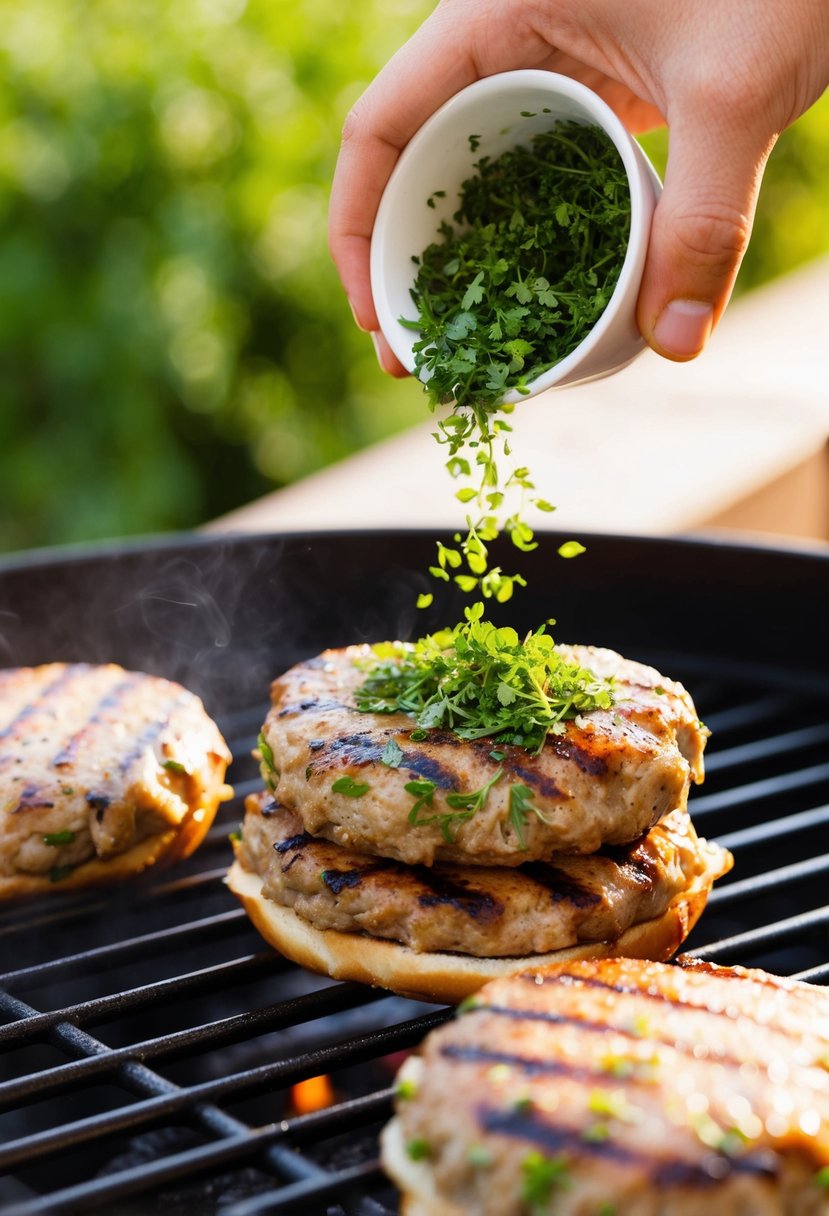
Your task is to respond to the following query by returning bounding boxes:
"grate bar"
[226,1160,386,1216]
[793,962,829,983]
[702,693,794,736]
[0,952,280,1046]
[686,904,829,964]
[0,983,388,1106]
[714,802,829,852]
[706,853,829,906]
[704,721,829,774]
[688,760,829,818]
[0,1006,449,1149]
[0,1094,393,1196]
[0,908,248,990]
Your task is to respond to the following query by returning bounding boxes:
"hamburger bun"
[226,856,722,1004]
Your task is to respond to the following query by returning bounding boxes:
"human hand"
[329,0,829,371]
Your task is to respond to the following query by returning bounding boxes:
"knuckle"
[340,103,364,147]
[671,203,750,270]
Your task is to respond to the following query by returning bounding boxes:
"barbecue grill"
[1,528,827,1215]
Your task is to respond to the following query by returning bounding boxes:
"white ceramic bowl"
[370,70,662,397]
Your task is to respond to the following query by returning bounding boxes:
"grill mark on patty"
[316,857,503,921]
[508,764,566,801]
[274,831,315,854]
[401,750,458,789]
[515,969,808,1041]
[277,697,348,718]
[413,869,502,920]
[520,863,603,908]
[0,665,87,749]
[115,693,190,774]
[477,1106,779,1188]
[51,674,147,768]
[598,841,660,889]
[548,735,609,776]
[452,1004,748,1070]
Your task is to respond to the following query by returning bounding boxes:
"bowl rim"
[370,69,661,397]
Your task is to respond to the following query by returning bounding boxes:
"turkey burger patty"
[382,957,829,1216]
[1,662,232,898]
[260,644,708,866]
[227,794,731,1003]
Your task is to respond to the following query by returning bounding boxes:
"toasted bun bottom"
[381,1118,460,1216]
[1,776,231,901]
[226,859,713,1005]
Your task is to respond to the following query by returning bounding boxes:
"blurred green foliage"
[0,0,827,552]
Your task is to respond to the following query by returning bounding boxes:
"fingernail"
[370,331,384,367]
[348,299,369,333]
[652,299,713,360]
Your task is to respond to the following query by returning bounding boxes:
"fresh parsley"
[404,120,629,601]
[161,758,188,774]
[257,730,278,791]
[405,770,502,843]
[380,738,404,768]
[355,602,614,752]
[506,783,555,849]
[42,830,76,846]
[331,775,370,798]
[520,1151,571,1212]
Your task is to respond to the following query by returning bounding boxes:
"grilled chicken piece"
[382,957,829,1216]
[237,793,730,958]
[0,663,231,898]
[261,644,708,865]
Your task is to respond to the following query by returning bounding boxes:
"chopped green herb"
[395,1078,419,1101]
[557,540,587,559]
[257,730,278,790]
[355,603,614,753]
[416,592,434,609]
[489,749,505,762]
[380,738,404,768]
[505,783,555,849]
[305,765,313,780]
[404,121,629,598]
[582,1121,610,1143]
[815,1166,829,1189]
[467,1144,493,1167]
[596,1204,616,1216]
[406,1138,431,1161]
[331,775,370,798]
[42,830,76,846]
[228,827,243,843]
[520,1151,571,1211]
[161,758,187,774]
[61,786,75,795]
[512,1094,534,1114]
[49,865,75,883]
[455,994,482,1016]
[410,728,428,742]
[408,768,502,842]
[404,778,437,820]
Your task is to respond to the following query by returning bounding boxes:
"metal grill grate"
[1,529,828,1214]
[2,657,828,1216]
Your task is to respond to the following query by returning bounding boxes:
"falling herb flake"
[161,758,188,774]
[403,120,629,600]
[558,540,587,559]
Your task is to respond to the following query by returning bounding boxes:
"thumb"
[637,114,774,361]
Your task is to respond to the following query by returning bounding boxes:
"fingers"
[637,109,775,361]
[328,5,484,337]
